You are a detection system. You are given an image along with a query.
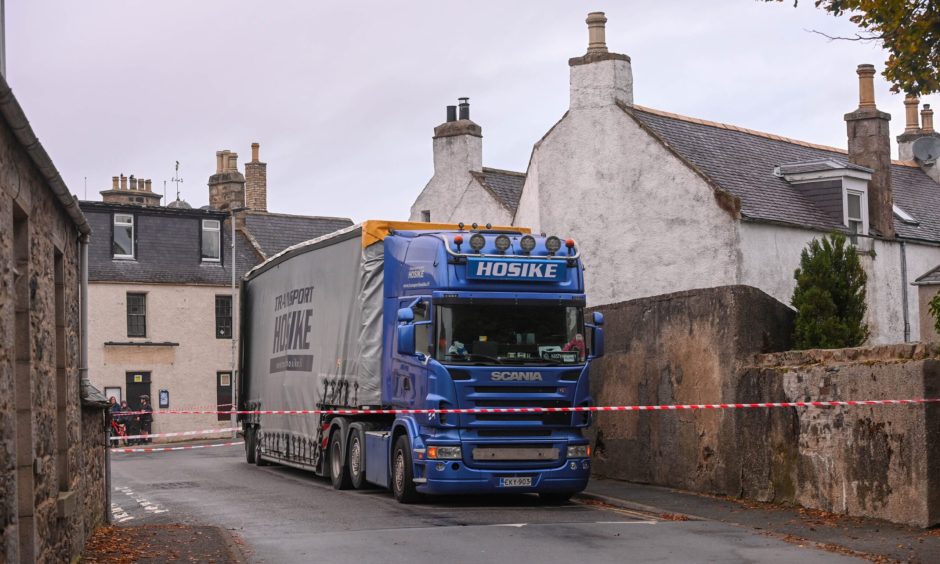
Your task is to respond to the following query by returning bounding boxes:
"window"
[215,295,232,339]
[412,299,430,355]
[847,191,864,240]
[127,293,147,338]
[112,214,134,258]
[893,204,919,225]
[421,210,431,223]
[202,219,221,262]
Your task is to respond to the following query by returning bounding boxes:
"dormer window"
[201,219,221,262]
[846,191,864,239]
[112,213,135,259]
[776,158,871,240]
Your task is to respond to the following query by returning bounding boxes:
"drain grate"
[150,481,200,490]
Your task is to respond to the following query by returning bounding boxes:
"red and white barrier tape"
[110,441,244,454]
[117,398,940,416]
[109,427,239,442]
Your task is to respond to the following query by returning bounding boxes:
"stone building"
[80,144,352,438]
[0,74,108,562]
[411,12,940,344]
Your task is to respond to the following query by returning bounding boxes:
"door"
[217,372,233,421]
[126,371,151,409]
[391,298,430,407]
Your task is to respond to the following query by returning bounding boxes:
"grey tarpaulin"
[242,224,384,442]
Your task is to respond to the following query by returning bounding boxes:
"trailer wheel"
[245,427,256,464]
[348,424,368,489]
[330,431,352,490]
[392,435,419,503]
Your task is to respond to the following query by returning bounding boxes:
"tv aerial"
[912,136,940,165]
[171,160,184,200]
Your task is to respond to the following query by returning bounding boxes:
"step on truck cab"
[239,221,604,502]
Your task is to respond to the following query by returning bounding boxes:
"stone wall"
[738,345,939,527]
[587,285,939,527]
[0,97,108,560]
[587,285,794,494]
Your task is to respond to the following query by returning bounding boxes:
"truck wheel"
[245,427,256,464]
[330,431,352,490]
[255,431,269,467]
[348,425,368,489]
[539,491,574,504]
[392,435,419,503]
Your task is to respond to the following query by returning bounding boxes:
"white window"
[846,190,865,243]
[202,219,221,262]
[112,214,134,259]
[893,204,919,225]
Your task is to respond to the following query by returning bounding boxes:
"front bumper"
[414,457,591,495]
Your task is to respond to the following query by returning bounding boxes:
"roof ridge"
[632,104,920,168]
[244,210,353,222]
[481,166,526,177]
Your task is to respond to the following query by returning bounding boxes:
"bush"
[929,291,940,336]
[791,232,869,349]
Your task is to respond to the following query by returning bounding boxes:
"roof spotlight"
[485,223,492,229]
[471,223,479,229]
[458,222,465,230]
[545,236,562,254]
[469,233,486,251]
[519,235,536,253]
[494,235,511,253]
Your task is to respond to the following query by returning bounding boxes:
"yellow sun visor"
[360,220,530,248]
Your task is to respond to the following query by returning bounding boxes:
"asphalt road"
[109,444,861,563]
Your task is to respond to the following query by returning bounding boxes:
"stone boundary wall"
[587,285,939,527]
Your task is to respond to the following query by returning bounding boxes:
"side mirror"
[397,324,416,356]
[591,326,604,358]
[397,307,414,323]
[592,311,604,326]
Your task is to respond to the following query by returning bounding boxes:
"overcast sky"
[8,1,920,222]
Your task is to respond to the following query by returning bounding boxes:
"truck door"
[391,297,430,408]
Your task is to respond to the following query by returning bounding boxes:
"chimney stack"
[245,142,268,212]
[101,172,162,206]
[568,12,633,109]
[845,64,893,238]
[586,12,608,54]
[208,148,246,210]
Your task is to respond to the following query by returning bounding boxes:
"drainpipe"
[230,207,240,433]
[900,240,911,342]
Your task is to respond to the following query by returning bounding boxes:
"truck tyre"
[538,491,574,504]
[330,431,353,490]
[392,435,420,503]
[348,424,368,490]
[245,427,256,464]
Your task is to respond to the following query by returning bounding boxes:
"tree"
[791,232,869,349]
[770,1,940,96]
[928,290,940,336]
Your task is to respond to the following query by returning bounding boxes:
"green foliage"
[791,232,869,349]
[929,290,940,336]
[770,1,940,96]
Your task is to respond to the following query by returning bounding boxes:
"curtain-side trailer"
[238,220,604,502]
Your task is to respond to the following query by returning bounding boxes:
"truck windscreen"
[435,303,586,365]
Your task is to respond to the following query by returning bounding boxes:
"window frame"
[201,219,222,262]
[112,213,135,259]
[126,292,147,338]
[215,295,233,339]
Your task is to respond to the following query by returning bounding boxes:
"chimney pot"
[112,176,119,190]
[228,152,238,172]
[145,179,152,192]
[120,175,127,190]
[586,12,608,54]
[446,105,457,123]
[922,104,935,133]
[458,97,470,120]
[216,151,224,173]
[903,96,921,133]
[251,142,260,162]
[129,175,137,190]
[856,64,877,109]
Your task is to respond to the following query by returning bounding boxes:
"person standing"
[138,395,154,445]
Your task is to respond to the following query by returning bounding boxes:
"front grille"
[473,386,557,394]
[477,429,552,437]
[474,413,570,425]
[473,399,568,408]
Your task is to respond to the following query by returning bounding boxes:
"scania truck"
[238,220,604,502]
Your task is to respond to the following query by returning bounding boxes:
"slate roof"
[79,202,352,285]
[914,265,940,285]
[243,211,353,257]
[472,167,526,212]
[628,105,940,244]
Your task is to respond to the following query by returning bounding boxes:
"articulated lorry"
[238,221,604,502]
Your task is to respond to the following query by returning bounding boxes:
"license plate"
[499,477,532,487]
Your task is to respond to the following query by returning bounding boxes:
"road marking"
[114,486,170,515]
[491,523,527,528]
[592,520,658,525]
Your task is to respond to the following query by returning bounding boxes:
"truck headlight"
[427,446,462,459]
[469,234,485,252]
[545,236,562,254]
[566,445,590,458]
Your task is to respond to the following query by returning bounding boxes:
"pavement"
[88,440,939,563]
